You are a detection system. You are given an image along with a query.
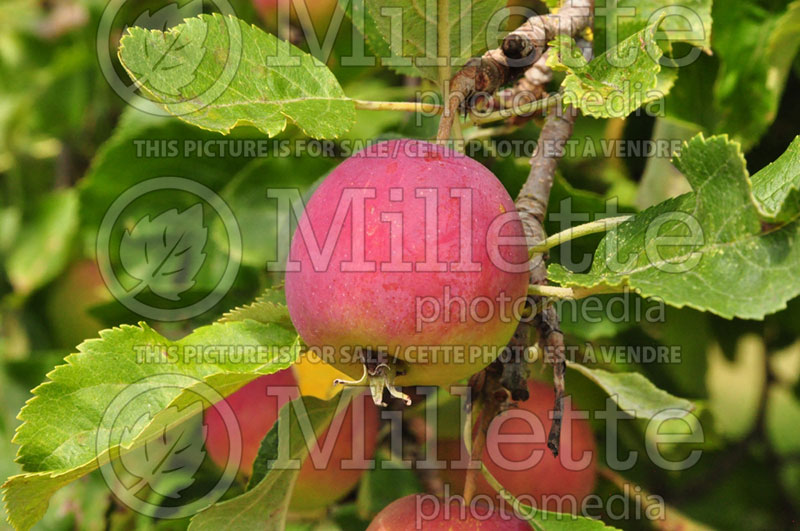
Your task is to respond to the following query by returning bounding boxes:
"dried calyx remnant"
[333,349,412,407]
[439,0,594,458]
[436,0,594,139]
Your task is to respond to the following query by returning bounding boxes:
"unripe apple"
[45,259,112,348]
[285,139,529,394]
[367,494,531,530]
[203,354,379,513]
[433,380,597,512]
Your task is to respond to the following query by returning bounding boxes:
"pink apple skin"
[203,368,379,513]
[252,0,339,29]
[285,139,530,387]
[435,380,597,512]
[367,494,531,531]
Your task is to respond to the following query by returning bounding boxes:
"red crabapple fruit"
[435,380,597,513]
[367,494,531,530]
[203,355,379,513]
[285,139,529,402]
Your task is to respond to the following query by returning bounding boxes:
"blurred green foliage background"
[1,1,799,529]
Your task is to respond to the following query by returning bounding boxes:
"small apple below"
[203,354,379,513]
[367,493,531,530]
[432,380,597,513]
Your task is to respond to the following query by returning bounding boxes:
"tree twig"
[450,0,595,477]
[598,467,715,531]
[502,11,596,452]
[436,0,593,140]
[510,30,595,455]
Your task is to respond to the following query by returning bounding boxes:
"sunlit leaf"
[119,14,355,138]
[549,134,800,319]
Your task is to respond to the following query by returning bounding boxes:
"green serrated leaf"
[349,0,507,81]
[546,35,588,72]
[751,136,800,222]
[118,14,354,138]
[220,286,293,330]
[2,320,299,530]
[548,134,800,320]
[569,363,695,418]
[189,390,356,530]
[550,22,664,119]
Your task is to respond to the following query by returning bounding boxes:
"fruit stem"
[369,363,412,407]
[527,285,578,299]
[598,466,713,531]
[527,284,622,299]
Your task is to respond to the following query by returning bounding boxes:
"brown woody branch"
[504,105,578,457]
[436,0,593,140]
[510,30,593,455]
[451,3,594,487]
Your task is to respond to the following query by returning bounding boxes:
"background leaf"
[349,0,507,81]
[664,1,800,149]
[593,0,713,54]
[4,189,78,297]
[549,23,664,118]
[118,14,355,138]
[569,362,695,418]
[2,320,299,530]
[189,390,357,531]
[119,204,208,301]
[549,134,800,320]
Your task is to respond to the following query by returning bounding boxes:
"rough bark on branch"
[436,0,593,140]
[500,104,577,427]
[512,105,578,456]
[504,31,593,455]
